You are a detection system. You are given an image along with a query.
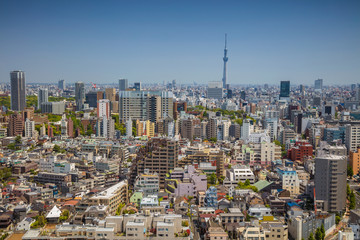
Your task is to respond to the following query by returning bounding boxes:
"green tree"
[26,95,38,108]
[208,173,217,185]
[59,209,69,222]
[349,190,356,209]
[86,124,93,136]
[335,215,341,224]
[0,168,12,183]
[315,227,323,240]
[244,179,251,186]
[0,96,10,108]
[53,145,61,153]
[347,184,351,196]
[308,232,314,240]
[218,175,225,184]
[15,135,22,144]
[320,224,325,240]
[209,137,217,143]
[348,165,354,178]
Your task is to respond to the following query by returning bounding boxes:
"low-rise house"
[46,205,62,223]
[219,208,245,226]
[16,217,35,231]
[261,220,288,240]
[248,204,272,219]
[223,165,255,187]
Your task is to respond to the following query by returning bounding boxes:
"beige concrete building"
[89,180,128,215]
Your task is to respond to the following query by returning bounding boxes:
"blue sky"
[0,0,359,85]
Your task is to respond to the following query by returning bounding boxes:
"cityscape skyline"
[1,1,360,85]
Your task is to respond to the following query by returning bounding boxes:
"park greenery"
[59,210,69,222]
[236,179,258,192]
[31,215,47,228]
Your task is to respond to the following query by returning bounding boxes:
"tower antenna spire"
[222,34,228,89]
[225,33,227,49]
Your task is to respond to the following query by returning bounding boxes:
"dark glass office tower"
[280,81,290,98]
[10,70,26,111]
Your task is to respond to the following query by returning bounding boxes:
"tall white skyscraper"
[241,119,251,140]
[126,118,132,138]
[24,118,35,138]
[38,88,48,110]
[97,99,110,119]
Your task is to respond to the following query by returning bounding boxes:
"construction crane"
[90,82,97,90]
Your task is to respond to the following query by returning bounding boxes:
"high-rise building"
[126,119,132,138]
[147,95,161,123]
[105,88,116,102]
[264,118,278,141]
[180,118,194,140]
[119,79,128,91]
[22,107,34,121]
[136,138,179,188]
[58,79,65,90]
[8,112,23,136]
[41,102,65,115]
[97,99,111,119]
[10,70,26,111]
[145,120,155,137]
[68,117,74,138]
[315,148,347,212]
[97,91,104,101]
[24,118,35,138]
[118,91,173,123]
[345,124,360,153]
[38,88,48,110]
[61,114,68,137]
[75,82,85,111]
[207,81,223,99]
[222,34,228,89]
[85,91,98,108]
[134,82,142,91]
[349,147,360,176]
[241,119,251,140]
[314,79,323,92]
[240,91,246,101]
[229,123,241,139]
[206,118,218,140]
[279,81,290,99]
[97,116,115,139]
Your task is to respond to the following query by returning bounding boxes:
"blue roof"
[287,202,300,207]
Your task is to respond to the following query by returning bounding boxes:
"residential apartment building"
[134,170,160,197]
[8,112,23,136]
[277,168,300,196]
[88,180,128,215]
[350,147,360,175]
[315,150,347,212]
[135,138,179,188]
[345,123,360,153]
[223,165,255,186]
[165,165,207,197]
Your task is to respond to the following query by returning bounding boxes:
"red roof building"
[288,141,313,162]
